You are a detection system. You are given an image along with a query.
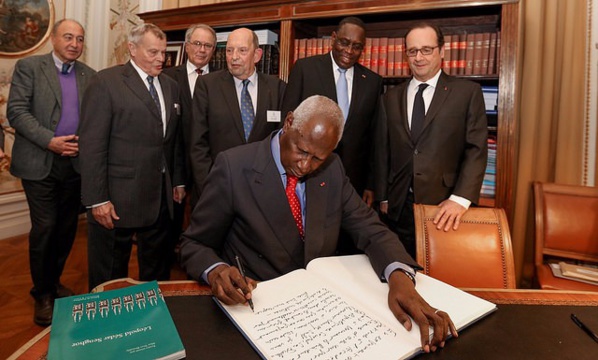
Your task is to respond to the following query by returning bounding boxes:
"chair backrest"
[533,182,598,266]
[414,204,516,289]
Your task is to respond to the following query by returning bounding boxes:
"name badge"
[267,110,281,123]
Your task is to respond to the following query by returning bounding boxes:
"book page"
[218,269,419,360]
[219,255,496,360]
[307,255,497,332]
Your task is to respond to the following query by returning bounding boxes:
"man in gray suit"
[181,96,456,354]
[380,23,488,257]
[190,27,286,194]
[7,19,96,326]
[79,23,185,291]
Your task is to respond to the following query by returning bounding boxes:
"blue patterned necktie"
[240,79,255,141]
[411,83,429,142]
[147,76,161,113]
[336,68,349,120]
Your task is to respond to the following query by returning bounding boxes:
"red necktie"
[285,175,304,238]
[195,68,203,75]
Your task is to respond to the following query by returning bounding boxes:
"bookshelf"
[139,0,521,223]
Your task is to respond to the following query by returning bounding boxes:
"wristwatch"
[396,269,416,286]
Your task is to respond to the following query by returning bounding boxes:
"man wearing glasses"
[282,16,385,255]
[379,23,488,257]
[163,24,217,265]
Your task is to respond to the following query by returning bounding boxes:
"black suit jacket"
[180,132,418,282]
[281,53,385,195]
[190,69,286,193]
[382,72,488,221]
[80,62,185,228]
[162,64,204,187]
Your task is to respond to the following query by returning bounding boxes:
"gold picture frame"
[0,0,55,57]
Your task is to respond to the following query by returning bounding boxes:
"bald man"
[189,27,286,196]
[181,95,457,353]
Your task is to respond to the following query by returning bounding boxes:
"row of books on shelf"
[481,137,497,197]
[293,31,501,77]
[482,85,498,115]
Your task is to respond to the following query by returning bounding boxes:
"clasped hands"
[207,263,458,353]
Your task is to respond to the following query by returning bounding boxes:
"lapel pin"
[320,182,326,187]
[361,74,366,78]
[444,86,448,91]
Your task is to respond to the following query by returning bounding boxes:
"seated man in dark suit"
[180,95,457,353]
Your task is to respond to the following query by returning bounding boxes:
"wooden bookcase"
[139,0,521,223]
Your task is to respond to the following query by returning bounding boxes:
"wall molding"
[0,192,30,240]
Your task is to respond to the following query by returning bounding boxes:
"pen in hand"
[235,255,254,312]
[571,313,598,344]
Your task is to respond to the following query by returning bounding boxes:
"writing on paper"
[252,288,396,359]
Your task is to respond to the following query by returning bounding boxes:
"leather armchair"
[533,181,598,290]
[414,204,516,289]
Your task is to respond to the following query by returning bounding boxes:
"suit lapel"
[319,55,337,101]
[397,82,411,138]
[250,137,304,267]
[422,72,451,135]
[219,72,246,141]
[74,62,91,106]
[303,168,329,264]
[158,73,172,130]
[41,54,61,105]
[346,65,368,126]
[251,73,271,139]
[177,65,193,102]
[122,62,162,120]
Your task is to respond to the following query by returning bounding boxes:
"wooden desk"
[8,281,598,360]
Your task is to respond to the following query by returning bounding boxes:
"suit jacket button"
[414,149,419,155]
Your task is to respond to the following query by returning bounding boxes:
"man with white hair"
[181,95,456,354]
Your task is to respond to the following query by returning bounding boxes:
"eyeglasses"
[187,41,215,50]
[405,46,439,57]
[335,37,364,52]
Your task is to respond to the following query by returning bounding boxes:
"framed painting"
[0,0,55,57]
[164,42,183,68]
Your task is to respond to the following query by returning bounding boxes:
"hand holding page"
[216,255,497,360]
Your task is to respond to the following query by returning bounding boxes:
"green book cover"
[48,281,185,360]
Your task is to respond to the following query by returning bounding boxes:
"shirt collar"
[52,52,72,73]
[186,60,209,75]
[232,69,258,88]
[330,51,355,73]
[410,69,442,91]
[130,59,154,82]
[271,130,285,176]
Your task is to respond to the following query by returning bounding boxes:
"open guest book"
[217,255,497,360]
[48,281,185,360]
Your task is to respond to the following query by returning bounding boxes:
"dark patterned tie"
[195,68,203,75]
[61,63,70,74]
[411,83,429,142]
[285,175,304,239]
[147,76,161,113]
[240,79,255,141]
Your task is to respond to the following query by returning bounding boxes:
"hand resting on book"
[389,269,459,353]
